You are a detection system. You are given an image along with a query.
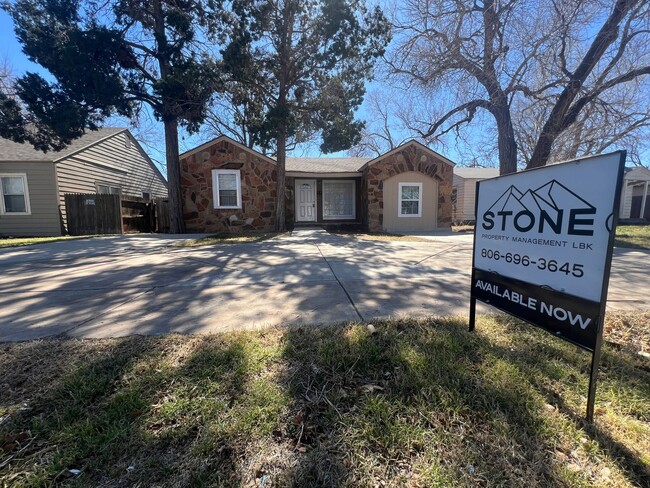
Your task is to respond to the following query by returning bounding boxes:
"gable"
[180,135,276,166]
[362,140,456,170]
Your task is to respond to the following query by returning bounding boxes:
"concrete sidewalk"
[0,230,647,341]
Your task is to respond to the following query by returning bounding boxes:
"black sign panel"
[472,269,601,351]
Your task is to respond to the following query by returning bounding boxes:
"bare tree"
[0,57,16,97]
[387,0,650,173]
[348,90,416,157]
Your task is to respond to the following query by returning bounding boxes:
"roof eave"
[52,128,127,162]
[287,171,362,178]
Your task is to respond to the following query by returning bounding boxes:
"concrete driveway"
[0,230,648,341]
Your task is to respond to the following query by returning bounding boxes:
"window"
[212,169,242,209]
[142,191,151,200]
[97,184,122,195]
[398,182,422,217]
[323,180,355,220]
[0,174,30,215]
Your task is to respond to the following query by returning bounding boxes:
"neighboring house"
[180,135,455,233]
[452,167,499,222]
[0,128,168,237]
[619,166,650,222]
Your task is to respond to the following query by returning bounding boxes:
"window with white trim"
[97,183,122,195]
[322,180,355,220]
[0,174,31,215]
[398,182,422,217]
[212,169,242,209]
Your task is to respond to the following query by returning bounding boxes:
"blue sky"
[2,6,646,176]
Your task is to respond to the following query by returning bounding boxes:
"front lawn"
[175,232,284,247]
[615,225,650,250]
[332,231,432,242]
[0,236,97,249]
[1,317,648,487]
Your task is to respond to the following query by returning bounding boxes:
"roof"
[0,127,125,162]
[454,167,499,179]
[624,166,650,181]
[286,157,370,173]
[181,135,456,174]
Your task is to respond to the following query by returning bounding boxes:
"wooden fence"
[65,193,171,235]
[65,193,123,236]
[121,196,154,233]
[154,197,170,233]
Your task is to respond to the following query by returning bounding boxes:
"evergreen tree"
[221,0,390,230]
[2,0,223,232]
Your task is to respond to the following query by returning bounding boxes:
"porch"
[288,176,362,228]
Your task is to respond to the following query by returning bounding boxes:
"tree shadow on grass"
[0,335,264,487]
[274,317,649,486]
[1,318,648,487]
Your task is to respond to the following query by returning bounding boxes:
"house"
[0,127,168,237]
[619,166,650,222]
[452,167,499,222]
[180,136,454,233]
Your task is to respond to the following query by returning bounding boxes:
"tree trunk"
[164,118,185,234]
[493,102,518,175]
[275,129,287,232]
[152,0,184,233]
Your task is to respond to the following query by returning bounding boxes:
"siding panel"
[56,131,168,226]
[0,162,61,236]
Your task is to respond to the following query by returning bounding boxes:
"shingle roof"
[286,157,370,173]
[454,167,499,179]
[0,127,125,162]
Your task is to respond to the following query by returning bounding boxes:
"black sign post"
[468,152,626,422]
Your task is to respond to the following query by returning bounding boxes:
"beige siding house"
[0,128,167,236]
[452,167,499,222]
[619,166,650,221]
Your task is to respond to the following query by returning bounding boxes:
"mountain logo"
[482,180,597,236]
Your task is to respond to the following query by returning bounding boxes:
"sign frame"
[468,151,626,422]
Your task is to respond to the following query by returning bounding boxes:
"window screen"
[399,183,421,217]
[1,176,27,213]
[323,180,355,219]
[212,170,242,208]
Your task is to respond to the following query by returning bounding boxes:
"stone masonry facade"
[363,145,454,232]
[180,139,277,232]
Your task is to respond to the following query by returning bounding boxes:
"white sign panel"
[474,152,623,302]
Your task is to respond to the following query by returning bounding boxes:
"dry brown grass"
[605,311,650,353]
[1,316,648,487]
[175,232,285,246]
[332,231,433,242]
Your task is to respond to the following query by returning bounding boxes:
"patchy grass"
[0,236,98,249]
[332,231,432,242]
[605,311,650,353]
[1,317,648,487]
[615,225,650,250]
[452,224,475,233]
[176,232,284,247]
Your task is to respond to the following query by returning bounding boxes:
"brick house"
[180,135,454,233]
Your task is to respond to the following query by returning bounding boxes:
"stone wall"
[363,144,454,232]
[180,139,277,232]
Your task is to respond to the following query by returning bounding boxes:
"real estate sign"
[469,151,626,420]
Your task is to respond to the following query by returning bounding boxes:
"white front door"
[296,179,317,222]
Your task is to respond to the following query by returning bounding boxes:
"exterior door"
[296,179,316,222]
